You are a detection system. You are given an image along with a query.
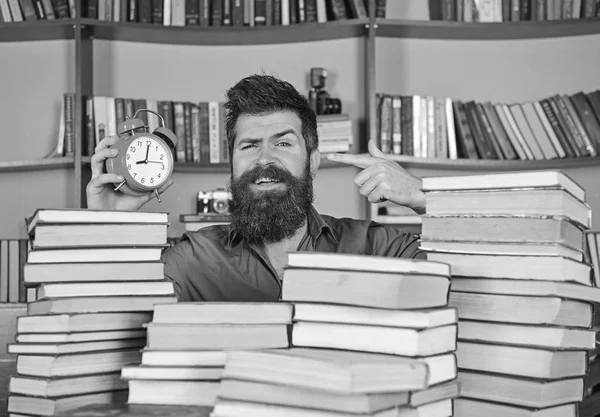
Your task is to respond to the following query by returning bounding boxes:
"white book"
[208,102,221,163]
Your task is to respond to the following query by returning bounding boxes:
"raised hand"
[86,136,174,211]
[327,139,426,214]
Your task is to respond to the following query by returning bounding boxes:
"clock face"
[125,136,172,189]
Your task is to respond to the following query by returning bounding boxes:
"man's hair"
[224,74,319,162]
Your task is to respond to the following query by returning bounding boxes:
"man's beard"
[228,161,314,245]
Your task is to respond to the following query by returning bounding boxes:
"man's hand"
[86,136,174,211]
[327,139,426,215]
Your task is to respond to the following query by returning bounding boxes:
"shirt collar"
[227,205,339,248]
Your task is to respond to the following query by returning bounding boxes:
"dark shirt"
[162,205,425,302]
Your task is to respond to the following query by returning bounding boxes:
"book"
[16,329,146,343]
[457,371,584,409]
[457,341,588,379]
[35,281,175,300]
[26,247,164,264]
[16,349,142,377]
[24,262,166,285]
[425,188,591,229]
[27,209,168,234]
[421,170,585,202]
[9,373,127,398]
[293,304,458,329]
[27,295,178,315]
[283,252,450,276]
[8,391,128,416]
[420,215,584,249]
[454,397,577,417]
[221,348,440,394]
[291,322,457,357]
[127,380,219,406]
[426,253,591,285]
[457,320,596,350]
[449,292,596,328]
[7,338,146,355]
[150,302,292,324]
[30,224,169,248]
[281,268,450,309]
[140,350,227,367]
[217,379,458,415]
[16,312,153,333]
[145,323,289,351]
[121,365,223,381]
[449,277,600,305]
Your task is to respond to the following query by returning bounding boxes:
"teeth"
[255,177,277,184]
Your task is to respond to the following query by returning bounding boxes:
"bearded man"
[86,74,427,302]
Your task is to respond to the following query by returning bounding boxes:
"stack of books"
[5,209,178,417]
[420,170,599,417]
[121,302,291,407]
[213,252,460,416]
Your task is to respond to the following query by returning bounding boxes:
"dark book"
[157,101,174,133]
[138,0,152,23]
[185,0,200,24]
[297,0,305,22]
[428,0,442,20]
[232,0,244,25]
[184,102,193,162]
[51,0,70,18]
[41,0,56,18]
[475,102,505,159]
[198,102,210,164]
[173,102,186,162]
[464,101,497,159]
[133,98,148,125]
[442,0,456,20]
[328,0,347,19]
[553,95,590,156]
[346,0,366,18]
[586,90,600,124]
[211,0,222,25]
[33,0,46,18]
[570,92,600,152]
[151,0,163,23]
[400,96,413,156]
[265,0,273,24]
[452,101,479,159]
[290,0,298,22]
[520,0,531,20]
[19,0,38,19]
[482,102,518,160]
[540,98,577,157]
[273,0,281,24]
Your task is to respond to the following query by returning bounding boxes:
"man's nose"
[256,144,277,165]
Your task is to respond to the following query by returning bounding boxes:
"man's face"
[227,111,320,244]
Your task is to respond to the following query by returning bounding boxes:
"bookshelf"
[1,0,600,238]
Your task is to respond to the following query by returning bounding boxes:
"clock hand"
[145,144,150,162]
[146,160,164,164]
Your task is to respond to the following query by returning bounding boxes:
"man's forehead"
[236,111,303,134]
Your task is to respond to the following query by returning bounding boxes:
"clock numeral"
[130,146,136,152]
[150,177,154,184]
[146,140,151,146]
[133,173,137,178]
[137,140,142,147]
[126,154,131,160]
[141,177,145,184]
[127,164,131,170]
[160,154,164,160]
[155,146,159,152]
[157,173,162,178]
[161,164,165,170]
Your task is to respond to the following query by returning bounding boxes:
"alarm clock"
[105,109,178,203]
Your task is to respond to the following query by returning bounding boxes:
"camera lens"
[213,199,229,214]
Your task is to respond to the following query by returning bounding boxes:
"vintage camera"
[197,188,232,215]
[308,67,342,115]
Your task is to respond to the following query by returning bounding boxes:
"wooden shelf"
[386,155,600,171]
[82,154,352,173]
[0,157,75,173]
[375,17,600,40]
[0,20,76,42]
[81,18,368,45]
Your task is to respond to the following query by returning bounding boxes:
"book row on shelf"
[0,0,387,25]
[375,89,600,161]
[52,94,353,164]
[2,170,600,417]
[429,0,600,22]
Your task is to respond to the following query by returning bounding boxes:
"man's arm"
[327,139,426,215]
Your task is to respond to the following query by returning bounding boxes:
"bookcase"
[2,0,600,240]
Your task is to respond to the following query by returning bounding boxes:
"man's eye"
[277,142,291,147]
[241,144,256,150]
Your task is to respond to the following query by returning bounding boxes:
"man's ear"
[309,149,321,178]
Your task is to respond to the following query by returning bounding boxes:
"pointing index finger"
[327,153,377,169]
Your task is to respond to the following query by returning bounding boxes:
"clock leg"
[113,180,127,192]
[154,189,162,203]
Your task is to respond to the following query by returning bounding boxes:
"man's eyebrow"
[237,138,262,146]
[271,129,299,140]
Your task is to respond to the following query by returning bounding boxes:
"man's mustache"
[238,164,294,185]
